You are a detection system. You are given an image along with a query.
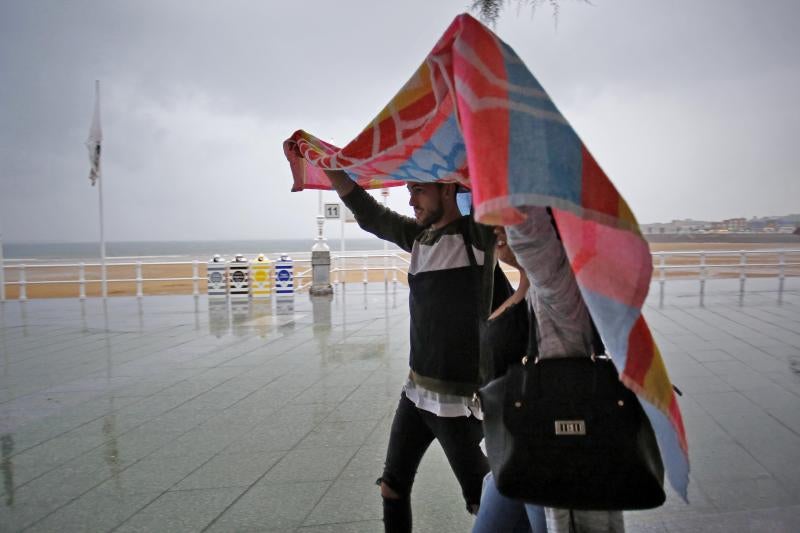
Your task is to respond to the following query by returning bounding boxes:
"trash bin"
[274,253,294,296]
[207,254,227,298]
[250,253,273,299]
[228,253,250,299]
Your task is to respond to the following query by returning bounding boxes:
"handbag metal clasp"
[554,420,586,436]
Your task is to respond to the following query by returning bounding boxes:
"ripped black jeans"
[378,392,489,532]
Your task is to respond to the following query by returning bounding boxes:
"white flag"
[86,80,102,186]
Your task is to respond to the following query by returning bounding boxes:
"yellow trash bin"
[249,254,273,299]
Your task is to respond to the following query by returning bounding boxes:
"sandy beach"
[2,242,799,299]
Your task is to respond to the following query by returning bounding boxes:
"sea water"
[3,238,398,263]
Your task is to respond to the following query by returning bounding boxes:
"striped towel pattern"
[283,13,689,500]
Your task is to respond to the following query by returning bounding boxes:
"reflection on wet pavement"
[2,434,14,506]
[208,297,307,339]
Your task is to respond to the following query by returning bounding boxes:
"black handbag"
[479,355,666,510]
[476,211,666,510]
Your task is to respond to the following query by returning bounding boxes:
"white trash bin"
[207,254,228,298]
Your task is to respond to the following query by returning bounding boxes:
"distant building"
[747,218,767,232]
[763,219,779,232]
[722,218,747,232]
[640,219,709,234]
[710,221,725,232]
[641,214,798,235]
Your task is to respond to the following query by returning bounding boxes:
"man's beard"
[416,203,444,227]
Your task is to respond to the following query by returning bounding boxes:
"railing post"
[19,264,27,301]
[392,253,398,286]
[79,263,86,300]
[0,255,4,302]
[192,260,199,296]
[699,252,706,302]
[778,251,786,294]
[363,254,369,285]
[136,261,143,298]
[739,250,747,294]
[657,253,666,307]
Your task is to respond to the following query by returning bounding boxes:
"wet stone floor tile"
[0,286,798,531]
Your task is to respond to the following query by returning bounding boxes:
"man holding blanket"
[295,149,492,532]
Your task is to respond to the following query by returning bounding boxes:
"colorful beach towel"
[283,13,689,499]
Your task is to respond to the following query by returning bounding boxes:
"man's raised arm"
[323,169,356,198]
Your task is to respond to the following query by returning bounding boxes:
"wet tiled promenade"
[0,278,798,532]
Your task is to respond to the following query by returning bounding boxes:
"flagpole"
[98,144,107,299]
[87,79,107,298]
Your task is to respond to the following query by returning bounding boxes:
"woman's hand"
[488,226,530,321]
[494,226,521,269]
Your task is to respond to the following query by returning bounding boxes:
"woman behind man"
[473,206,624,533]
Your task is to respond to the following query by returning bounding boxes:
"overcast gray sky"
[1,0,798,243]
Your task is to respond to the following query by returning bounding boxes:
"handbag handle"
[515,208,608,400]
[521,354,605,400]
[473,209,606,389]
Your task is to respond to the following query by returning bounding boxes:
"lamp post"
[310,194,333,295]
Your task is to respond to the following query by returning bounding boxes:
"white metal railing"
[331,251,410,286]
[3,260,203,301]
[652,249,800,298]
[0,249,797,301]
[0,256,316,300]
[0,252,411,300]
